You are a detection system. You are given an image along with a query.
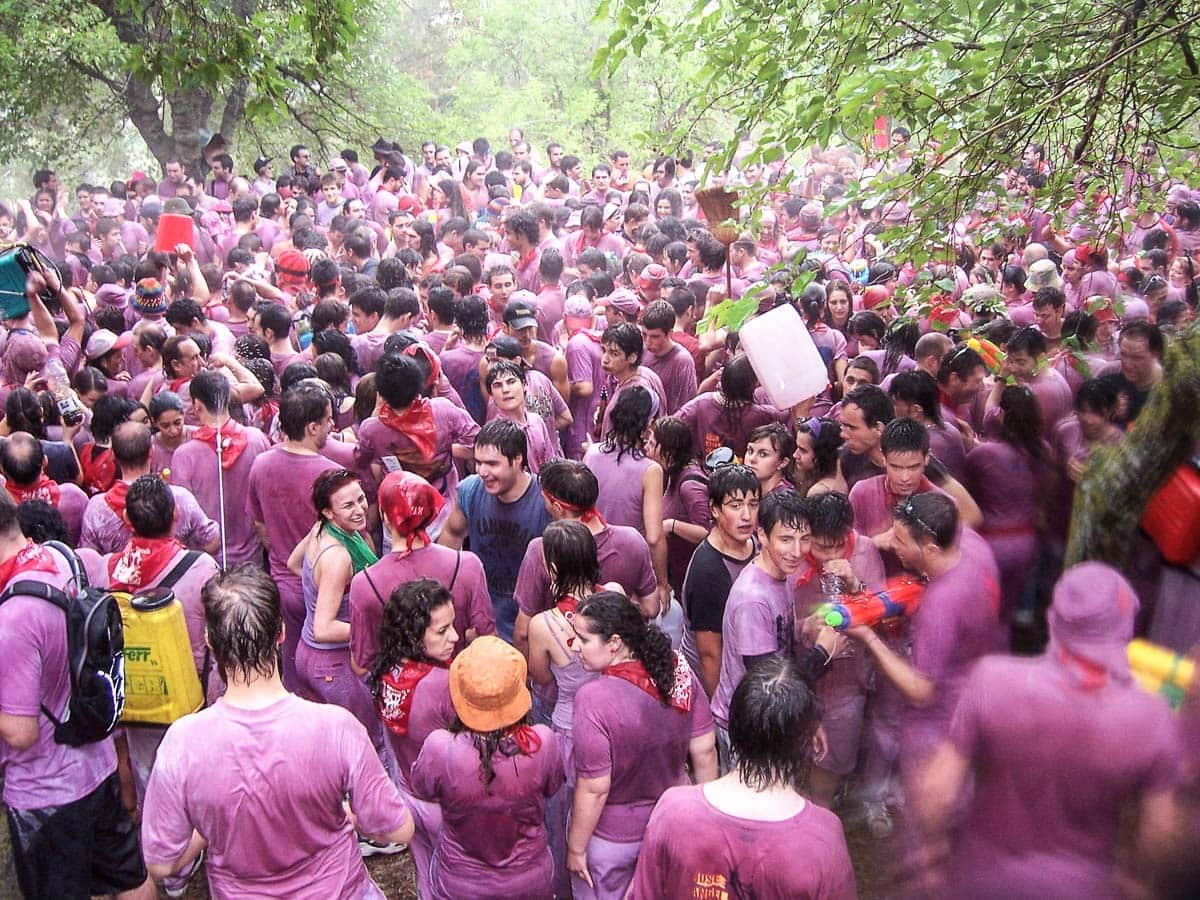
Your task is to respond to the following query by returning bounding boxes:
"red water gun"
[817,575,926,631]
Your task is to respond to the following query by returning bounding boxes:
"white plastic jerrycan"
[738,304,830,409]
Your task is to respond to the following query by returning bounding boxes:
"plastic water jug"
[154,213,196,253]
[118,586,204,725]
[738,304,830,409]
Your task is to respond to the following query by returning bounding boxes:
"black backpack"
[0,541,125,746]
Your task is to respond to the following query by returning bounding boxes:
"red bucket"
[154,213,195,253]
[1141,463,1200,565]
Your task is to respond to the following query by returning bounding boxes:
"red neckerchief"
[7,472,61,506]
[884,477,935,513]
[574,231,601,255]
[378,660,445,737]
[193,419,249,469]
[516,248,538,273]
[502,723,543,755]
[1056,646,1109,691]
[0,540,59,588]
[377,398,437,460]
[80,444,117,494]
[170,375,190,393]
[104,480,131,518]
[567,325,601,343]
[604,652,693,713]
[795,532,857,588]
[107,536,184,591]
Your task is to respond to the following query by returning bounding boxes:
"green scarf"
[325,523,378,573]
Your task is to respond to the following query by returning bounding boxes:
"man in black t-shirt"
[679,464,761,697]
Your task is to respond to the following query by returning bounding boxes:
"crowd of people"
[0,125,1198,899]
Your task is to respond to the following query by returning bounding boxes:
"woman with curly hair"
[411,636,564,899]
[369,577,458,897]
[567,591,717,899]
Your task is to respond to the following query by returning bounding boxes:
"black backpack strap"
[450,550,461,591]
[155,551,202,592]
[361,566,386,606]
[0,579,74,728]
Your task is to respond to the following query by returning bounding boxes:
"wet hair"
[485,359,526,393]
[758,488,809,537]
[544,520,600,602]
[888,370,942,427]
[601,322,643,366]
[707,463,761,509]
[936,344,986,386]
[576,591,675,704]
[746,422,796,462]
[539,458,600,509]
[882,319,919,375]
[843,384,894,428]
[792,418,842,484]
[256,302,292,341]
[1075,378,1119,415]
[1119,320,1165,357]
[278,382,333,442]
[880,416,931,456]
[91,394,138,443]
[148,391,184,421]
[641,299,676,333]
[1006,325,1047,358]
[602,385,652,462]
[455,295,490,340]
[845,355,880,385]
[5,388,45,439]
[202,565,284,683]
[311,468,363,525]
[893,491,957,549]
[374,352,424,409]
[847,310,886,344]
[476,417,527,468]
[998,385,1044,462]
[18,499,68,544]
[190,369,231,416]
[804,490,854,541]
[650,416,694,491]
[1032,286,1066,310]
[280,362,319,393]
[369,578,455,694]
[729,656,820,791]
[125,473,175,538]
[74,366,109,397]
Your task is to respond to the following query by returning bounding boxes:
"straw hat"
[449,636,531,731]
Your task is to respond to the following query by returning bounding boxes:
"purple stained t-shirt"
[410,725,564,899]
[676,392,788,459]
[644,343,699,416]
[0,551,118,809]
[711,561,798,729]
[584,443,656,534]
[380,665,456,794]
[902,528,1004,766]
[564,330,604,457]
[348,544,496,670]
[946,654,1180,899]
[142,694,407,900]
[574,670,713,842]
[514,524,659,617]
[80,483,218,554]
[170,426,271,567]
[631,786,858,900]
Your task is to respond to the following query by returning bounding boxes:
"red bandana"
[7,473,60,507]
[377,398,438,461]
[104,480,130,518]
[0,540,59,588]
[604,652,694,713]
[541,489,607,527]
[502,723,543,755]
[79,444,117,494]
[107,536,184,592]
[193,420,248,469]
[378,660,444,737]
[795,532,857,588]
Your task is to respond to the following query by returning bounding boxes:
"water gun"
[817,575,926,631]
[1128,639,1195,710]
[965,335,1005,374]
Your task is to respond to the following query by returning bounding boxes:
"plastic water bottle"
[44,357,83,426]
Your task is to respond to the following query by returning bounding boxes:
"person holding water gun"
[793,491,886,808]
